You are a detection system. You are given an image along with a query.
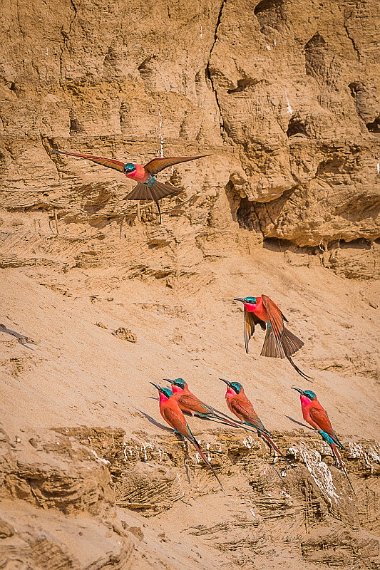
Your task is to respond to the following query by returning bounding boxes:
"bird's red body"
[52,149,208,223]
[153,385,222,487]
[157,390,191,437]
[225,386,266,433]
[299,394,335,437]
[293,388,353,490]
[234,294,311,380]
[221,380,282,456]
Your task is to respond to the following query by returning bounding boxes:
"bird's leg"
[155,200,162,224]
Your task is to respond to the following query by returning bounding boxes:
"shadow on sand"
[0,324,36,349]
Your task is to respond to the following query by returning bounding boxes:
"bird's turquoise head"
[234,296,257,304]
[292,387,316,400]
[163,377,186,389]
[172,378,186,389]
[220,378,242,394]
[160,386,173,398]
[124,162,136,173]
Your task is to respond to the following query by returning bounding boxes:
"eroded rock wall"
[0,0,379,279]
[0,426,379,569]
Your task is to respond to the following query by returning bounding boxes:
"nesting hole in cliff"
[69,118,84,135]
[330,238,373,250]
[227,78,259,94]
[316,157,347,175]
[263,238,318,255]
[304,33,327,78]
[348,81,364,98]
[236,198,260,231]
[137,56,157,81]
[254,0,284,32]
[366,116,380,133]
[287,116,308,138]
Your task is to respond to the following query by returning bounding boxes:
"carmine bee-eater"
[292,387,353,491]
[150,382,223,488]
[52,149,208,223]
[163,377,245,429]
[220,378,282,456]
[234,295,311,380]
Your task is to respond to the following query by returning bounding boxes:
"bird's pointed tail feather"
[125,181,182,224]
[286,355,313,381]
[330,443,355,493]
[150,180,182,200]
[185,431,223,490]
[260,327,311,379]
[260,432,284,457]
[125,181,181,201]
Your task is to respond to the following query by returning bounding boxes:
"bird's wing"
[52,149,125,172]
[244,309,263,353]
[309,406,334,434]
[230,398,265,431]
[178,394,209,414]
[144,155,208,174]
[162,405,188,435]
[262,295,287,338]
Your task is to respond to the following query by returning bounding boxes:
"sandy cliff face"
[0,0,379,568]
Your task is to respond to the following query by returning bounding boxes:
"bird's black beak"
[292,386,304,395]
[150,382,162,392]
[219,378,231,386]
[162,378,174,384]
[234,297,245,303]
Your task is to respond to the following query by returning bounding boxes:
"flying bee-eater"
[52,149,208,223]
[150,382,223,488]
[234,295,311,380]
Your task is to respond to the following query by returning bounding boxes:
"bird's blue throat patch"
[147,176,156,188]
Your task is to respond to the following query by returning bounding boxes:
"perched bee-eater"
[220,378,282,456]
[164,377,245,428]
[234,294,311,380]
[292,387,354,491]
[150,382,222,488]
